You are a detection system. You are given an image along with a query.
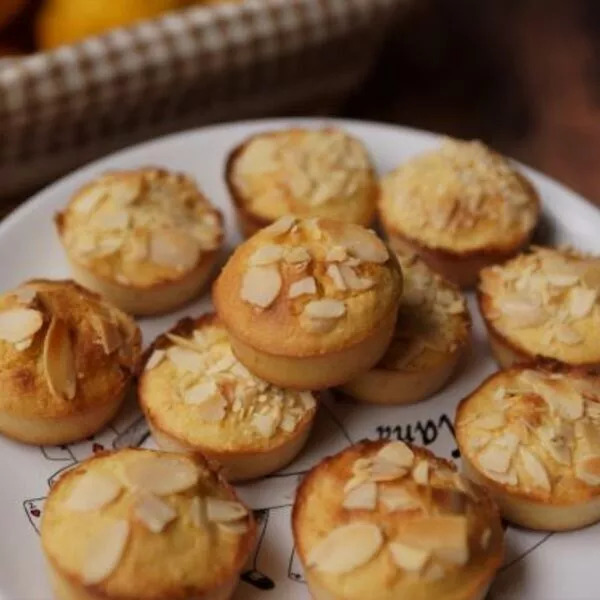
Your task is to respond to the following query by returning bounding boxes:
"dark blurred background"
[2,0,600,205]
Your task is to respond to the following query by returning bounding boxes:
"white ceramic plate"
[0,118,598,600]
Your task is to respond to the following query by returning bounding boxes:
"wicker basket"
[0,0,406,199]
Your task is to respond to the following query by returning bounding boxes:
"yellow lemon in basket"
[0,0,27,30]
[36,0,192,49]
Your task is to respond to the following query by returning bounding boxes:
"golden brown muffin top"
[213,217,402,357]
[0,279,140,418]
[56,168,223,288]
[378,254,470,372]
[479,246,600,365]
[42,449,255,598]
[293,441,503,600]
[379,138,539,253]
[139,313,317,452]
[456,365,600,504]
[227,128,377,225]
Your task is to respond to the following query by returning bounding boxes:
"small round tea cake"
[292,440,503,600]
[226,128,378,237]
[0,279,141,445]
[341,253,471,404]
[213,216,403,389]
[139,313,317,481]
[41,448,255,600]
[456,364,600,530]
[55,167,224,315]
[478,246,600,368]
[378,138,539,287]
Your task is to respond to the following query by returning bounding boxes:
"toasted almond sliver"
[379,487,422,512]
[184,380,219,405]
[326,246,347,262]
[338,229,389,264]
[43,318,76,400]
[519,447,551,491]
[412,460,429,485]
[252,412,278,438]
[285,246,311,264]
[546,273,579,287]
[206,497,248,523]
[189,496,205,528]
[376,442,414,468]
[342,482,377,510]
[389,542,430,572]
[369,460,407,482]
[167,346,205,373]
[264,215,296,237]
[472,412,505,431]
[194,395,227,423]
[91,315,121,355]
[125,456,198,495]
[307,522,383,574]
[74,187,107,214]
[165,333,204,353]
[145,349,166,371]
[555,324,583,346]
[304,299,346,320]
[13,286,37,305]
[150,229,199,271]
[65,472,121,512]
[339,264,375,291]
[289,276,317,299]
[249,244,284,266]
[498,298,547,328]
[81,520,129,585]
[0,308,43,343]
[133,493,177,533]
[14,337,33,351]
[327,263,347,290]
[478,444,514,475]
[570,288,596,319]
[241,265,282,308]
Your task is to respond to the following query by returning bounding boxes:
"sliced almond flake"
[289,277,317,299]
[444,300,465,315]
[537,425,571,465]
[150,229,199,271]
[519,447,551,491]
[74,186,107,214]
[342,482,377,510]
[165,333,204,353]
[43,318,76,400]
[546,273,579,287]
[189,496,205,528]
[423,563,446,582]
[412,460,429,485]
[167,346,205,373]
[398,515,469,566]
[389,542,430,572]
[0,308,43,343]
[554,323,583,346]
[91,315,121,355]
[352,457,373,474]
[326,246,347,262]
[99,210,130,231]
[263,215,296,237]
[133,493,177,533]
[252,412,278,438]
[369,460,408,483]
[480,528,492,549]
[218,520,249,535]
[206,497,248,523]
[478,443,515,475]
[14,337,33,351]
[109,177,142,206]
[327,263,347,290]
[145,349,166,371]
[481,467,518,486]
[81,520,129,585]
[575,455,600,486]
[195,395,227,422]
[125,456,198,495]
[207,353,237,375]
[304,299,346,320]
[284,246,311,264]
[498,297,548,328]
[344,472,370,494]
[468,433,493,452]
[338,229,389,264]
[379,487,422,512]
[241,265,282,308]
[344,257,362,267]
[307,522,383,574]
[339,264,375,291]
[533,379,584,421]
[471,412,505,431]
[184,380,219,405]
[65,472,121,512]
[280,413,298,433]
[124,235,148,263]
[376,442,414,468]
[248,244,284,266]
[570,288,596,319]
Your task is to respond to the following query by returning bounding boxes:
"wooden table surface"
[2,0,599,221]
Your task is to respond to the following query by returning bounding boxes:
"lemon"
[36,0,192,50]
